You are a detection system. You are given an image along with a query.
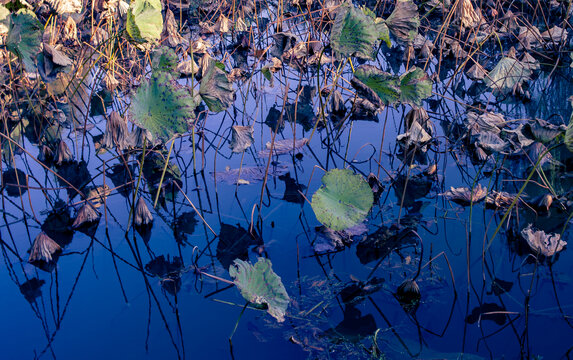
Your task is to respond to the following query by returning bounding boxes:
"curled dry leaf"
[521,224,566,257]
[526,142,560,170]
[43,44,72,67]
[161,9,188,48]
[396,120,432,149]
[455,0,482,29]
[46,0,83,14]
[525,118,566,143]
[485,191,518,209]
[441,183,487,205]
[55,140,73,165]
[103,111,129,150]
[229,125,254,153]
[72,203,100,228]
[211,165,289,185]
[134,197,153,226]
[28,232,61,264]
[313,225,353,252]
[177,58,199,77]
[385,0,420,44]
[476,132,508,154]
[517,26,543,50]
[466,62,486,80]
[85,185,111,208]
[541,26,569,45]
[404,107,430,134]
[103,71,120,91]
[466,111,506,135]
[257,138,309,157]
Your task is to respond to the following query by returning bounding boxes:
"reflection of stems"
[154,138,176,208]
[369,296,417,357]
[126,138,147,229]
[485,145,559,252]
[174,181,217,236]
[229,301,249,360]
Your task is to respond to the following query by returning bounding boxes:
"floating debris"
[520,224,566,257]
[441,183,487,205]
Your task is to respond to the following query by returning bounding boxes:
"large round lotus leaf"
[130,72,196,142]
[229,257,290,323]
[311,169,373,231]
[126,0,163,43]
[330,4,378,60]
[6,9,42,72]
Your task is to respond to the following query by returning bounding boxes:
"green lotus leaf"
[385,0,419,44]
[399,67,433,107]
[126,0,163,43]
[130,72,196,142]
[376,21,392,48]
[199,59,235,113]
[353,65,432,108]
[311,169,374,231]
[353,65,400,107]
[361,5,391,47]
[151,46,179,73]
[330,3,378,60]
[6,9,42,72]
[229,257,290,323]
[485,57,532,94]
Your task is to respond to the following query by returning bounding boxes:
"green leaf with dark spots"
[399,67,433,107]
[151,46,179,73]
[330,3,378,60]
[353,65,432,108]
[353,65,400,107]
[130,72,196,142]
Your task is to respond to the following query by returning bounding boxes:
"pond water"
[2,1,573,359]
